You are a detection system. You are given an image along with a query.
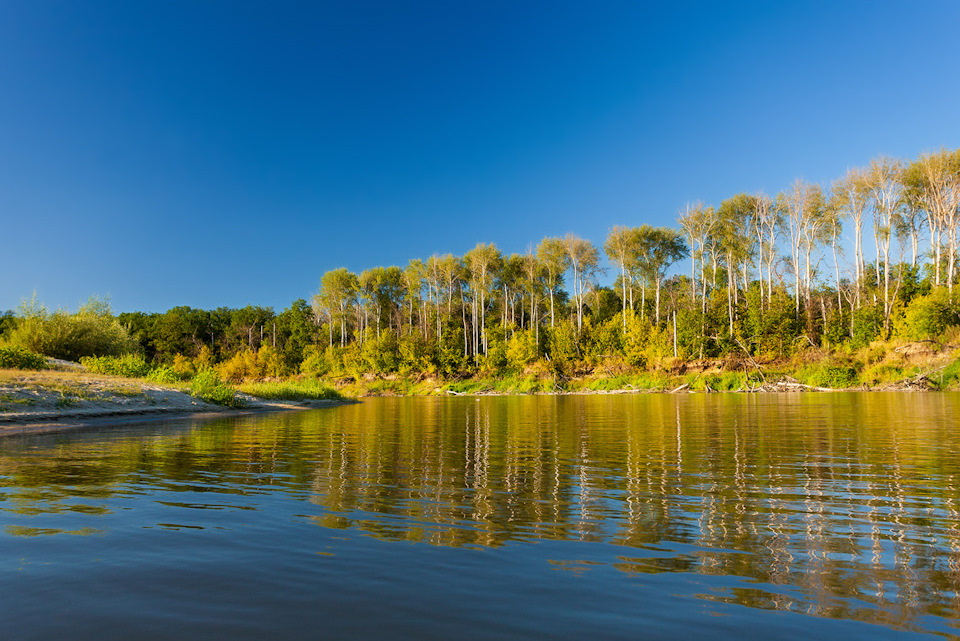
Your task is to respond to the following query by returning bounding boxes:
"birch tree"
[465,243,500,358]
[831,167,871,305]
[563,234,599,332]
[537,236,570,327]
[866,157,903,332]
[603,226,640,330]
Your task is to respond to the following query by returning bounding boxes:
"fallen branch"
[732,336,767,383]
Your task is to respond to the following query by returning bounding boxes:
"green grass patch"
[935,358,960,390]
[0,346,47,370]
[190,370,243,408]
[857,363,906,387]
[80,354,152,378]
[0,394,37,411]
[238,379,346,402]
[797,363,858,389]
[146,366,187,384]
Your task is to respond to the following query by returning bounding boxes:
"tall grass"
[237,379,346,402]
[190,370,243,407]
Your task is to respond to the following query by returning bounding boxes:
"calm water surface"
[1,393,959,639]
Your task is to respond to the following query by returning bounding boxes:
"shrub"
[171,353,196,379]
[300,345,332,377]
[895,289,959,341]
[547,322,580,365]
[938,357,960,389]
[398,333,436,374]
[505,329,539,371]
[6,295,138,361]
[190,369,243,407]
[218,347,284,382]
[799,364,857,389]
[0,346,47,370]
[146,366,182,384]
[851,305,883,348]
[80,354,152,378]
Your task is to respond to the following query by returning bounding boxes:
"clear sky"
[2,1,959,313]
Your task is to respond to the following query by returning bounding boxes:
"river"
[1,393,958,639]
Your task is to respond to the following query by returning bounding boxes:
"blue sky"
[2,1,959,313]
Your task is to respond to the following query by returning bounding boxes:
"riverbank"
[332,340,960,397]
[0,368,354,437]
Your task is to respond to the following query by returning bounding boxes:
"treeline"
[4,148,960,383]
[304,147,960,379]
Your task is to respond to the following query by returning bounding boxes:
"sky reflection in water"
[0,393,958,640]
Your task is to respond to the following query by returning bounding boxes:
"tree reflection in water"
[1,392,959,633]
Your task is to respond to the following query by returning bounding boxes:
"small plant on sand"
[190,369,243,408]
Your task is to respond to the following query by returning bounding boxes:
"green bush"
[190,369,243,407]
[851,305,883,348]
[80,354,152,378]
[0,346,47,370]
[938,358,960,389]
[7,295,138,361]
[300,345,332,377]
[799,364,857,389]
[895,289,959,341]
[146,366,183,384]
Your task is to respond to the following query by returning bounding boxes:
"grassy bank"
[327,338,960,397]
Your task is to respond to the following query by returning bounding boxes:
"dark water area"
[1,393,959,640]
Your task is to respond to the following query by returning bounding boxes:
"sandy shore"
[0,369,352,438]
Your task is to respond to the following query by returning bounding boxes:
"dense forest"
[4,148,960,391]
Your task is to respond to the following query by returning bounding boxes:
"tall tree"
[520,247,544,342]
[867,157,903,332]
[465,243,500,358]
[537,237,570,327]
[832,167,871,305]
[603,226,640,330]
[903,149,960,292]
[318,268,358,348]
[716,195,755,335]
[780,180,823,315]
[678,203,718,312]
[647,228,689,325]
[563,234,600,332]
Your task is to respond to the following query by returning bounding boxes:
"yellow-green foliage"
[190,369,242,407]
[299,345,331,377]
[796,363,858,388]
[171,354,195,379]
[505,329,539,371]
[589,316,624,358]
[6,295,138,362]
[80,354,152,378]
[547,323,579,365]
[237,379,346,401]
[623,312,671,369]
[146,366,182,384]
[218,347,284,382]
[579,372,674,391]
[0,346,47,370]
[398,333,435,374]
[895,289,960,341]
[937,358,960,389]
[687,371,750,391]
[193,345,214,370]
